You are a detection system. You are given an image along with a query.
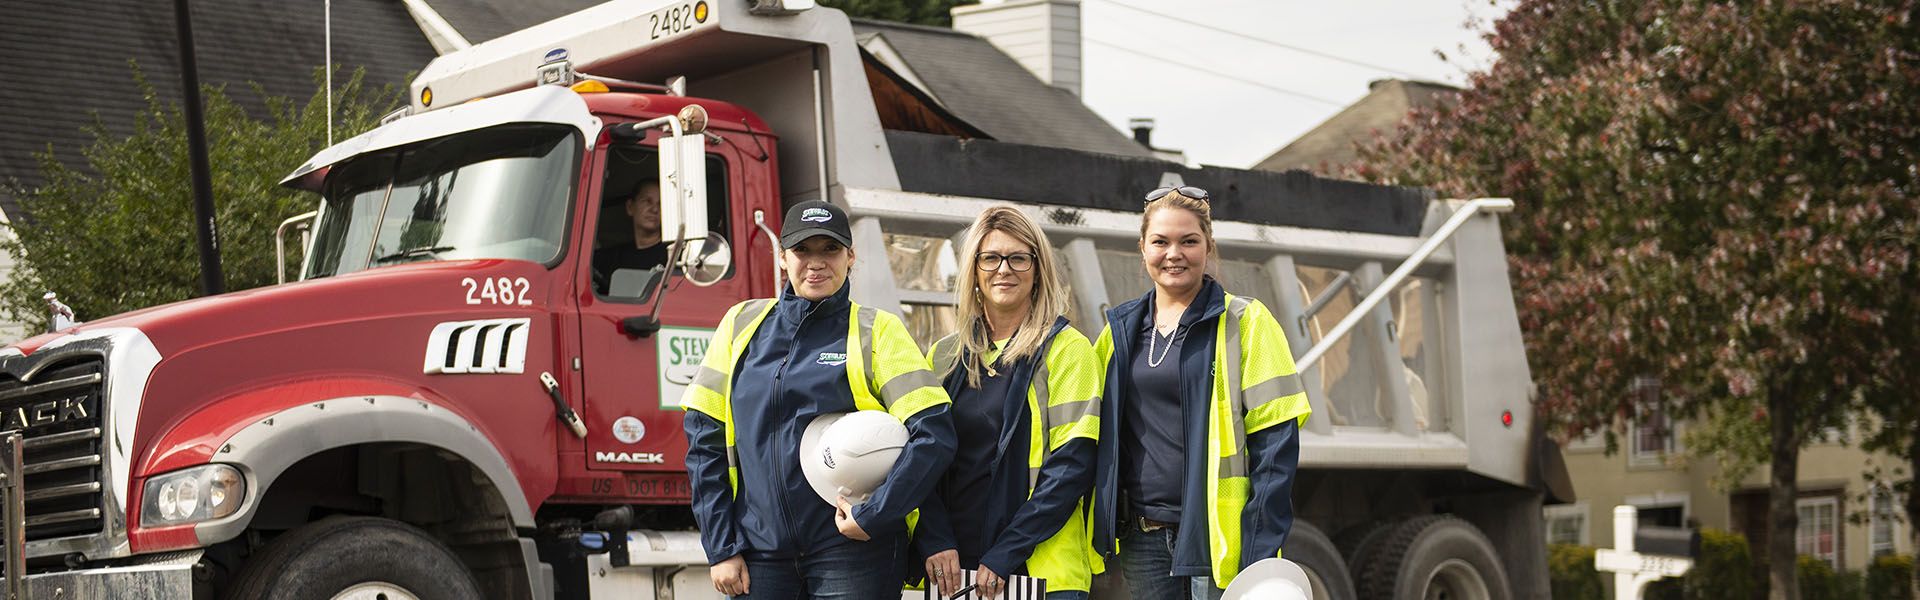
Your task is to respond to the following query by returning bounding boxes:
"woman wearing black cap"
[681,200,958,599]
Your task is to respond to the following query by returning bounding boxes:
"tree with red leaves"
[1347,2,1920,597]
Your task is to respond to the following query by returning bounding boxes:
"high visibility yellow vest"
[1093,294,1312,587]
[927,324,1102,592]
[681,297,950,494]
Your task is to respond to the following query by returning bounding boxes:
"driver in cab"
[594,179,670,295]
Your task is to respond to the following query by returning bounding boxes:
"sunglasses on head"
[1144,186,1211,203]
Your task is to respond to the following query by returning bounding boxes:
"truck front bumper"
[10,562,196,599]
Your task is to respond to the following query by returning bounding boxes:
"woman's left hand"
[834,496,871,541]
[976,565,1004,599]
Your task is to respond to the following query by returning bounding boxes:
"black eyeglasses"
[1144,186,1211,203]
[976,252,1036,272]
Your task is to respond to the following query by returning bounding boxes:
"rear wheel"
[1283,521,1357,600]
[225,516,480,600]
[1356,516,1510,600]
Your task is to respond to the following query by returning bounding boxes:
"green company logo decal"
[657,327,715,408]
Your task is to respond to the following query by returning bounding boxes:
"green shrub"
[1548,543,1604,600]
[1867,554,1916,600]
[1684,528,1759,600]
[1798,555,1846,600]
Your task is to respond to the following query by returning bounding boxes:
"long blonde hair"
[946,206,1070,388]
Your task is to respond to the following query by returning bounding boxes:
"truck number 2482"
[462,277,533,306]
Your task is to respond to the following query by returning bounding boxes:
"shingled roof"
[0,0,435,220]
[1255,79,1458,173]
[852,19,1155,160]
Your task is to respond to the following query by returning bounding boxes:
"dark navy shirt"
[945,343,1017,567]
[1121,308,1194,524]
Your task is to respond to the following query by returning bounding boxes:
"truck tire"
[1334,520,1398,573]
[1283,521,1356,600]
[225,516,481,600]
[1355,515,1510,600]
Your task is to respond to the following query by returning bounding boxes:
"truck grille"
[0,358,105,542]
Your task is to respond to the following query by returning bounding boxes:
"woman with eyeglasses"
[914,206,1103,600]
[1089,187,1312,599]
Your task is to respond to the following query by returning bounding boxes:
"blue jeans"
[1119,526,1223,600]
[732,535,906,599]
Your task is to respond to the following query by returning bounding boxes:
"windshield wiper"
[373,245,456,264]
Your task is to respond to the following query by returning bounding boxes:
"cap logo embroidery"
[801,207,833,223]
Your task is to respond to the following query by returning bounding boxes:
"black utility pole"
[173,0,224,295]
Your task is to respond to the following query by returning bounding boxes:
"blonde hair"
[946,206,1070,388]
[1140,191,1220,273]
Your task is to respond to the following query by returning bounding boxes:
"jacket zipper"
[771,298,827,555]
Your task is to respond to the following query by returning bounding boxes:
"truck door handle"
[540,372,589,439]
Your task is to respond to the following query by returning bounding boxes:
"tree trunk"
[1767,389,1801,600]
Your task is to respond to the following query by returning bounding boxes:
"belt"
[1139,517,1177,532]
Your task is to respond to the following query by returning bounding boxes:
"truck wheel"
[1283,521,1357,600]
[1356,516,1510,600]
[1334,520,1398,573]
[225,516,481,600]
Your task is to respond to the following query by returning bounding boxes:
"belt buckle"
[1139,517,1169,532]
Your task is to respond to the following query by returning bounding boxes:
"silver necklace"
[1146,322,1182,368]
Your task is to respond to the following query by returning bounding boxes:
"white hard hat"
[798,411,908,507]
[1221,558,1313,600]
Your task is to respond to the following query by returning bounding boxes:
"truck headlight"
[142,464,245,527]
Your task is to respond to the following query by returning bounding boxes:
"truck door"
[573,132,759,501]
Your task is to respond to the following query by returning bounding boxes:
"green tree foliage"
[817,0,977,26]
[1,67,398,330]
[1346,2,1920,598]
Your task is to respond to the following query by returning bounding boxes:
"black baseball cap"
[780,200,853,249]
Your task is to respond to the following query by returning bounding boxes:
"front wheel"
[224,516,481,600]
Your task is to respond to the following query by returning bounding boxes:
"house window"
[1544,503,1589,546]
[1796,496,1840,569]
[1629,378,1674,465]
[1870,487,1897,557]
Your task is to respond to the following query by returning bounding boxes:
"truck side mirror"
[658,104,710,259]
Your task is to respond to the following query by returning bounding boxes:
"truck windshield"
[304,124,579,278]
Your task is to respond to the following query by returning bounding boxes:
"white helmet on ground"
[798,410,908,507]
[1221,558,1313,600]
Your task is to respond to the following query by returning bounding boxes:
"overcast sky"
[1074,0,1516,169]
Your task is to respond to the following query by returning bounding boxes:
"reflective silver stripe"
[735,299,773,334]
[726,444,739,470]
[1045,398,1098,429]
[691,366,730,394]
[877,368,939,406]
[1221,296,1250,479]
[857,306,878,393]
[1243,373,1306,412]
[1032,355,1053,490]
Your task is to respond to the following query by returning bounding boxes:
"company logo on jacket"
[816,352,848,366]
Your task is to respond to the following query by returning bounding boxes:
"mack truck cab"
[0,1,1565,599]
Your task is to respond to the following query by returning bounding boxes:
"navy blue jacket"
[912,318,1097,578]
[684,284,957,564]
[1092,278,1301,577]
